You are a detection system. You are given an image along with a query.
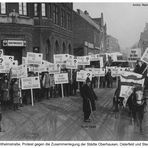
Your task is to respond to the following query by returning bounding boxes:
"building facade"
[139,23,148,54]
[106,35,120,53]
[73,9,107,56]
[0,3,73,64]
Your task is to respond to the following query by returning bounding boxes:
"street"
[0,88,148,141]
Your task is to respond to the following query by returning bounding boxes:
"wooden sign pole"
[61,84,64,98]
[31,89,34,106]
[98,76,100,88]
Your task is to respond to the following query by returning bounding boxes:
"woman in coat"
[80,77,98,122]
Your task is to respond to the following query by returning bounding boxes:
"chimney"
[77,9,80,14]
[84,10,89,16]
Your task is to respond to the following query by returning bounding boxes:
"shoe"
[84,119,91,122]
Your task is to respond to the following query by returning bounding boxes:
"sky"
[73,2,148,50]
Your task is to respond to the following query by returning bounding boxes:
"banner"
[54,54,69,64]
[27,52,43,65]
[21,76,40,90]
[54,73,68,84]
[77,56,90,65]
[141,48,148,64]
[119,72,144,99]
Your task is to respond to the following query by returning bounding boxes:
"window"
[48,3,52,18]
[53,5,56,23]
[34,3,38,16]
[19,3,27,15]
[41,3,46,17]
[61,9,64,27]
[1,3,6,14]
[67,13,72,30]
[53,4,59,25]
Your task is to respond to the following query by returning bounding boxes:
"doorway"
[4,47,23,65]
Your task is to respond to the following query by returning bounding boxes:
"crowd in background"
[0,65,125,112]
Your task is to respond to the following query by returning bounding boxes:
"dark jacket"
[80,84,97,113]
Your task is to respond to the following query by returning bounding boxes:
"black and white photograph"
[0,0,148,144]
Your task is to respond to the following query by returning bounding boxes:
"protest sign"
[54,73,68,84]
[89,54,100,61]
[48,64,60,74]
[77,56,90,65]
[54,54,69,64]
[141,48,148,64]
[27,52,43,65]
[22,57,27,65]
[21,76,40,90]
[119,72,144,98]
[0,49,3,57]
[66,58,78,69]
[128,48,141,62]
[76,70,92,82]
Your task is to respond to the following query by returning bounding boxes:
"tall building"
[106,35,120,53]
[73,9,107,56]
[0,3,73,64]
[139,23,148,54]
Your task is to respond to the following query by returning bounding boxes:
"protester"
[106,69,113,88]
[1,77,9,110]
[80,77,98,122]
[12,79,20,111]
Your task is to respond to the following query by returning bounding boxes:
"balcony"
[0,14,34,26]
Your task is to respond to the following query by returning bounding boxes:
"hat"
[86,77,91,83]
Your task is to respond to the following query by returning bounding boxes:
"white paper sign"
[128,48,141,61]
[48,64,61,74]
[54,73,68,84]
[77,56,90,65]
[21,76,40,90]
[54,54,69,64]
[76,70,92,82]
[27,52,43,65]
[66,58,78,69]
[0,49,3,57]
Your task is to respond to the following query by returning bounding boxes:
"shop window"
[41,3,46,17]
[0,3,6,14]
[19,3,27,16]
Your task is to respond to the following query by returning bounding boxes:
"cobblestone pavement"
[0,88,148,141]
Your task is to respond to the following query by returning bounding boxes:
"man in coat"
[80,77,98,122]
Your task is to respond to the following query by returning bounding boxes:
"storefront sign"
[21,76,40,90]
[54,73,68,84]
[27,52,43,65]
[3,40,26,47]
